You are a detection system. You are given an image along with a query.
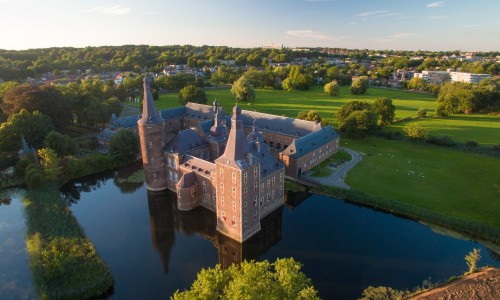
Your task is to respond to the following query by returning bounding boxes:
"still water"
[1,165,499,299]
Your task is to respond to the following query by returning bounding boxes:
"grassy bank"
[24,186,113,299]
[342,137,500,228]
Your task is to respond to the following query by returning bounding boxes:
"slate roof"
[199,119,214,136]
[215,106,250,169]
[160,106,185,119]
[281,125,338,158]
[112,115,140,129]
[248,141,283,177]
[165,129,207,155]
[180,155,216,176]
[138,76,164,125]
[97,128,118,141]
[240,110,321,137]
[184,102,216,120]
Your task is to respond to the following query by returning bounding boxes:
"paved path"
[300,147,363,190]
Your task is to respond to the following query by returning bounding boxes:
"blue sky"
[1,0,499,51]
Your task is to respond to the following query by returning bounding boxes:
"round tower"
[138,75,168,191]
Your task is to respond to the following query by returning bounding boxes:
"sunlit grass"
[342,137,500,229]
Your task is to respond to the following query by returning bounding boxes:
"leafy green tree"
[38,148,62,181]
[372,97,395,125]
[114,83,127,101]
[465,248,481,274]
[230,76,255,102]
[178,85,207,105]
[297,110,322,123]
[324,81,340,96]
[109,130,140,162]
[0,109,54,152]
[43,131,78,156]
[416,108,427,118]
[2,84,72,128]
[407,77,426,90]
[359,286,405,300]
[326,66,340,81]
[403,123,428,142]
[172,258,319,300]
[0,81,19,101]
[339,110,378,138]
[336,100,372,127]
[282,77,295,91]
[350,76,369,95]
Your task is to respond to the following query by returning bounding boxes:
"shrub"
[427,135,456,147]
[324,81,340,96]
[465,248,481,274]
[403,124,428,142]
[416,108,427,118]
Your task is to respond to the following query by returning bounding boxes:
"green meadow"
[156,86,498,146]
[342,137,500,229]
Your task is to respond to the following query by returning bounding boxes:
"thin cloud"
[286,30,342,41]
[426,1,445,8]
[428,15,449,19]
[349,22,356,26]
[89,5,131,15]
[356,10,400,18]
[369,32,423,43]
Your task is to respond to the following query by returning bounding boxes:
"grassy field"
[341,137,500,229]
[154,86,498,145]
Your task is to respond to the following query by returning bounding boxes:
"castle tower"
[208,99,228,159]
[215,105,261,242]
[138,75,168,191]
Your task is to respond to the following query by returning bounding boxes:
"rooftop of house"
[165,129,207,155]
[180,155,216,177]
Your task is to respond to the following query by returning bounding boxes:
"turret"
[138,75,168,191]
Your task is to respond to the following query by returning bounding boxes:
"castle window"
[222,211,226,222]
[220,168,224,178]
[244,201,247,212]
[267,193,270,202]
[243,172,247,183]
[272,190,275,199]
[191,189,195,197]
[260,184,264,192]
[221,196,224,206]
[177,190,180,197]
[232,201,236,211]
[232,172,236,183]
[232,187,236,198]
[254,182,258,191]
[260,197,264,206]
[220,183,224,193]
[254,168,258,178]
[244,217,247,227]
[254,211,257,220]
[149,141,153,148]
[243,188,247,197]
[232,216,236,226]
[272,177,275,186]
[267,179,270,188]
[254,196,257,206]
[280,173,283,182]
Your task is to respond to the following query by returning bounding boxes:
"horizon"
[1,0,499,52]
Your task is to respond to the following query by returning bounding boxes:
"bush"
[416,108,427,118]
[464,141,478,149]
[403,124,428,142]
[324,81,340,96]
[427,135,456,147]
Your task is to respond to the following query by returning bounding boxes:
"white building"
[449,72,491,84]
[413,70,450,84]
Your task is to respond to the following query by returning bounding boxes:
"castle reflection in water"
[147,190,284,271]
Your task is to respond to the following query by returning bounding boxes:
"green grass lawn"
[341,137,500,229]
[311,149,351,177]
[388,114,500,146]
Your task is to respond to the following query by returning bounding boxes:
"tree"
[372,97,395,125]
[231,76,255,102]
[408,77,426,90]
[178,85,207,105]
[114,83,127,101]
[282,77,295,91]
[350,76,369,95]
[297,110,321,123]
[109,130,140,162]
[0,109,54,152]
[324,81,340,96]
[403,123,428,142]
[339,110,378,138]
[44,131,78,157]
[336,100,372,127]
[465,248,481,274]
[172,258,319,300]
[2,84,72,128]
[416,108,427,118]
[38,148,62,181]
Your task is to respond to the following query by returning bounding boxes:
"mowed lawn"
[156,86,499,145]
[342,137,500,228]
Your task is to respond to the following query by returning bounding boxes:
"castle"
[134,76,339,242]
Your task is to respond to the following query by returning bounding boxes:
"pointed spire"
[21,135,30,153]
[219,105,249,166]
[138,75,164,125]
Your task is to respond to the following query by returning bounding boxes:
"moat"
[1,165,499,299]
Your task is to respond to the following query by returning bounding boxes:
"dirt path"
[409,267,500,300]
[300,147,363,190]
